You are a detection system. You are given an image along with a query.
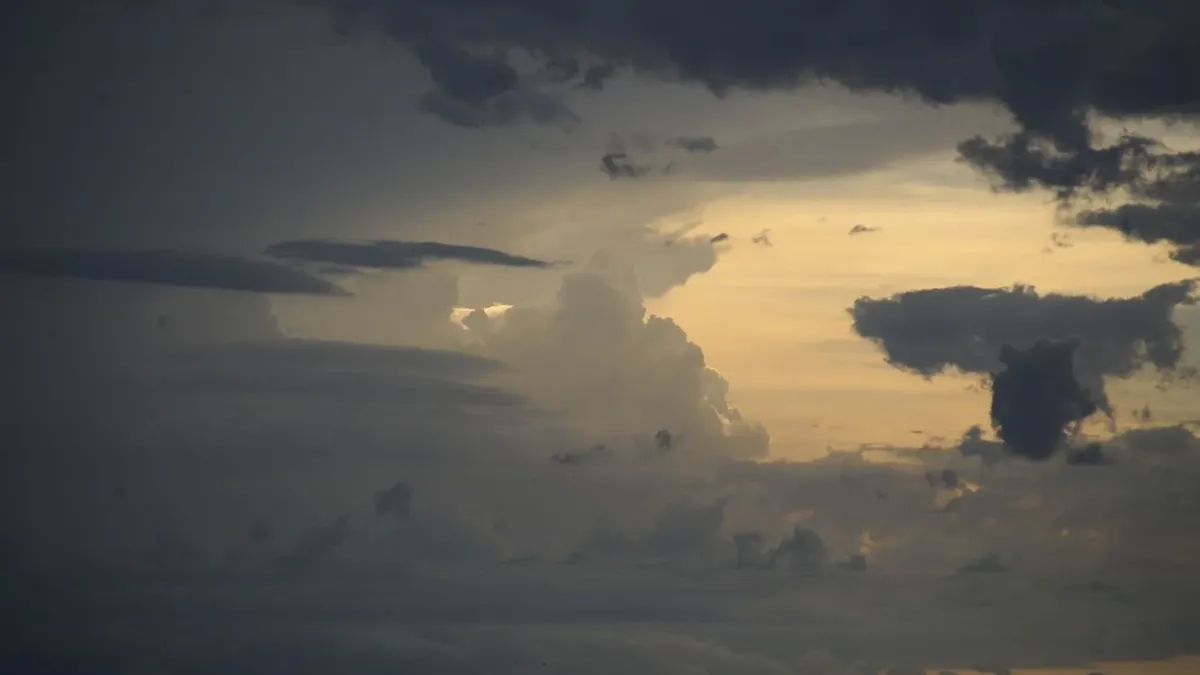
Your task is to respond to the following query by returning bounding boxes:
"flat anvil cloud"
[264,239,555,270]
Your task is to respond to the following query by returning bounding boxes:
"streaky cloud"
[0,247,348,295]
[264,239,555,270]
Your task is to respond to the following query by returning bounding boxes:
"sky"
[3,1,1200,673]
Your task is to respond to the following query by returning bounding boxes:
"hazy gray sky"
[3,1,1200,673]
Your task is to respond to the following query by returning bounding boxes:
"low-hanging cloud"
[989,339,1098,460]
[0,247,348,295]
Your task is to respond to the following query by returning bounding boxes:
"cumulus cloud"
[989,339,1099,460]
[0,247,348,295]
[264,239,555,270]
[469,254,770,459]
[850,281,1198,415]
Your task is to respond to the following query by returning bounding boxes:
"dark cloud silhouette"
[654,429,675,452]
[1074,166,1200,265]
[264,239,553,270]
[709,233,729,244]
[411,40,580,128]
[665,135,718,153]
[850,281,1197,414]
[601,152,653,179]
[0,247,348,295]
[848,224,879,236]
[306,1,1200,202]
[297,0,1200,261]
[990,339,1098,460]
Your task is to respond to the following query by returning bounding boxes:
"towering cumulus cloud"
[467,252,770,459]
[989,339,1098,460]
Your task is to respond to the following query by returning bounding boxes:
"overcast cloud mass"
[3,1,1200,673]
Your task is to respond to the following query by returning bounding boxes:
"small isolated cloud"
[0,247,347,295]
[264,239,554,270]
[601,152,654,179]
[709,233,730,244]
[751,229,773,246]
[665,135,719,153]
[848,224,880,236]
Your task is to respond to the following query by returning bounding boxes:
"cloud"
[412,39,581,129]
[264,239,555,270]
[849,281,1198,415]
[467,254,770,459]
[0,247,348,295]
[1073,161,1200,265]
[296,0,1200,259]
[665,135,719,153]
[848,224,879,236]
[989,339,1098,460]
[601,152,655,179]
[307,2,1200,177]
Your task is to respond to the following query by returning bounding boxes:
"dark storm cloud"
[989,339,1098,460]
[304,0,1200,256]
[849,281,1198,414]
[665,135,719,153]
[264,239,554,270]
[0,247,348,295]
[1074,161,1200,265]
[306,3,1199,141]
[408,39,581,128]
